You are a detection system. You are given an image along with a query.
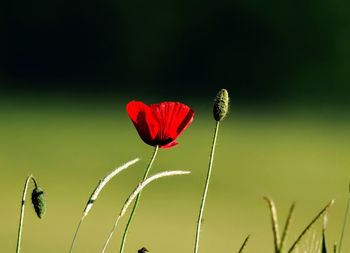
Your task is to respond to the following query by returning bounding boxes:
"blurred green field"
[1,95,350,253]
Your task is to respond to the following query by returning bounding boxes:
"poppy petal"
[126,101,159,146]
[160,141,178,148]
[151,102,194,144]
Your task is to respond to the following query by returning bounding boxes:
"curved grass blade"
[83,158,140,217]
[264,196,280,253]
[238,234,250,253]
[288,200,335,253]
[322,214,328,253]
[101,170,191,253]
[69,158,140,253]
[280,202,296,253]
[338,183,350,253]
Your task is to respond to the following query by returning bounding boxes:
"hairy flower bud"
[31,187,46,218]
[213,89,229,121]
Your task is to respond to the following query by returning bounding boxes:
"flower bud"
[31,187,46,218]
[213,89,229,121]
[138,247,149,253]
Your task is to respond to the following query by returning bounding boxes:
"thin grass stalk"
[296,231,321,253]
[238,235,250,253]
[68,217,84,253]
[119,146,159,253]
[280,202,296,253]
[101,170,190,253]
[68,158,140,253]
[288,200,335,253]
[101,216,122,253]
[83,158,140,217]
[322,215,328,253]
[338,183,350,253]
[194,121,220,253]
[264,196,281,253]
[16,175,38,253]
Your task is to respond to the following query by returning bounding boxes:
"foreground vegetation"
[1,94,350,252]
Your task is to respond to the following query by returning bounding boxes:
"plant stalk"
[280,202,296,253]
[338,183,350,253]
[68,158,139,253]
[238,235,251,253]
[68,217,84,253]
[101,170,190,253]
[16,175,37,253]
[119,145,159,253]
[194,121,220,253]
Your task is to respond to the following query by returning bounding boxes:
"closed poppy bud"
[31,187,46,218]
[138,247,149,253]
[213,88,229,121]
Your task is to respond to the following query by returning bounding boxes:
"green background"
[0,95,349,252]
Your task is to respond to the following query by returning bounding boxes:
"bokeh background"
[1,0,350,252]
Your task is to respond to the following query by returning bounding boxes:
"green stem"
[338,183,350,253]
[194,121,220,253]
[280,202,296,253]
[68,217,85,253]
[119,145,159,253]
[16,175,37,253]
[238,235,250,253]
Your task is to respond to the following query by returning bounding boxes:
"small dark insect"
[138,247,149,253]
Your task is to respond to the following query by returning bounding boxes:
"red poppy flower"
[126,101,194,148]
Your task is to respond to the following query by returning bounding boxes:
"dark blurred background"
[2,0,350,103]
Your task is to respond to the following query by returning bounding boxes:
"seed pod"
[138,247,149,253]
[213,88,229,121]
[31,187,46,218]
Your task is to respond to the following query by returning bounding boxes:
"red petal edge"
[150,102,194,148]
[126,101,159,146]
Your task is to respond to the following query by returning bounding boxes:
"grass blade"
[83,158,140,217]
[264,196,281,253]
[322,214,328,253]
[280,202,296,253]
[288,200,335,253]
[69,158,140,253]
[237,234,250,253]
[101,170,191,253]
[338,182,350,253]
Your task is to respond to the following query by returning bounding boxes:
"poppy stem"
[16,175,38,253]
[119,145,159,253]
[194,121,220,253]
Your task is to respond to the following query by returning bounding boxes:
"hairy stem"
[194,121,220,253]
